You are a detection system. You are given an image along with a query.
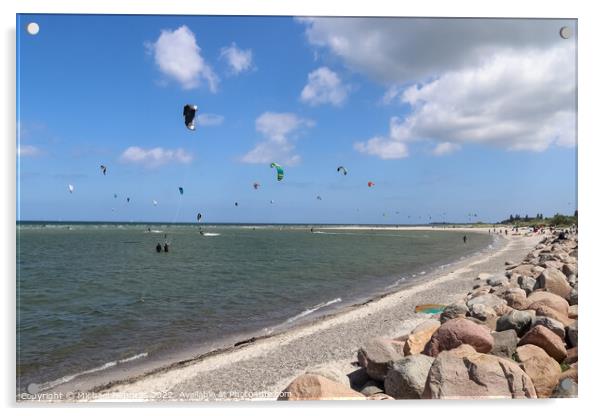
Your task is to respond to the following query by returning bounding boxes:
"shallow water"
[16,223,491,392]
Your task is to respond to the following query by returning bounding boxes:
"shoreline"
[24,226,541,402]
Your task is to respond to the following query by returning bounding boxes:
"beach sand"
[68,227,542,402]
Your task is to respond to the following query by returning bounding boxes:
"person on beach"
[164,242,169,252]
[505,229,508,235]
[155,243,162,253]
[463,235,467,243]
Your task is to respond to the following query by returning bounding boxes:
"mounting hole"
[559,26,572,39]
[26,22,40,35]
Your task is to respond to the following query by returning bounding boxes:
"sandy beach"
[50,227,543,402]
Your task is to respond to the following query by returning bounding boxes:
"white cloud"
[220,42,253,74]
[197,113,224,126]
[300,67,349,106]
[394,46,576,152]
[299,17,576,85]
[17,145,41,157]
[120,146,193,168]
[149,25,219,92]
[241,112,314,165]
[354,138,408,160]
[432,142,461,156]
[300,18,576,158]
[354,117,410,159]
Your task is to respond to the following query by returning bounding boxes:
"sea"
[16,222,495,393]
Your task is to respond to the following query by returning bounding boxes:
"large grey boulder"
[496,309,534,337]
[487,275,507,287]
[518,275,537,294]
[384,354,435,399]
[357,338,404,381]
[490,330,518,358]
[439,301,468,323]
[466,294,507,315]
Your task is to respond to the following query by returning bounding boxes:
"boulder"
[527,291,569,316]
[496,309,534,337]
[518,326,567,363]
[515,344,561,398]
[367,393,395,400]
[564,347,578,365]
[306,363,351,388]
[466,294,507,315]
[359,380,384,397]
[568,289,578,306]
[533,307,573,330]
[551,379,578,398]
[501,288,529,310]
[511,264,538,278]
[469,303,497,322]
[533,269,572,299]
[487,275,507,287]
[469,286,492,299]
[279,374,366,400]
[357,338,404,381]
[566,320,578,348]
[568,305,578,319]
[532,316,565,339]
[562,263,577,277]
[384,354,435,399]
[567,274,577,287]
[518,275,537,294]
[540,260,564,270]
[403,320,440,355]
[422,345,536,399]
[424,318,494,356]
[440,301,469,323]
[489,330,518,358]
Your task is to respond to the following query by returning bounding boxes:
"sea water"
[16,223,492,392]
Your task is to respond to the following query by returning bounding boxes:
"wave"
[34,352,148,392]
[202,233,220,237]
[285,298,341,325]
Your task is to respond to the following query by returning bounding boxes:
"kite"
[270,162,284,181]
[183,104,197,131]
[337,166,347,176]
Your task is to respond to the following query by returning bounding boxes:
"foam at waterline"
[285,298,342,324]
[34,352,148,392]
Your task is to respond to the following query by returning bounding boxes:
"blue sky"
[16,15,577,224]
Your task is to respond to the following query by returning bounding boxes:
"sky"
[16,14,577,224]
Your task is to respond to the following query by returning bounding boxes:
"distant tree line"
[499,210,577,226]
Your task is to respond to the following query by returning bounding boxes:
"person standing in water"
[463,235,467,243]
[156,243,162,253]
[163,242,169,253]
